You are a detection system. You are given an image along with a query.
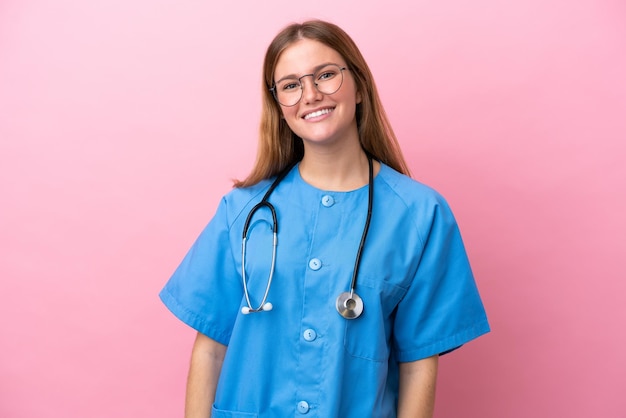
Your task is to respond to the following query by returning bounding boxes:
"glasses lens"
[275,79,302,107]
[314,65,344,95]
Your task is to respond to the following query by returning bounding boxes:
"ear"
[356,90,363,104]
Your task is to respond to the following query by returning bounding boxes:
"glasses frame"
[270,64,348,107]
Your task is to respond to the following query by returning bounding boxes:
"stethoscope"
[240,155,374,319]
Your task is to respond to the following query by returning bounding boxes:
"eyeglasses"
[270,64,347,107]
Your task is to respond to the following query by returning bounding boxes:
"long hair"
[234,20,410,187]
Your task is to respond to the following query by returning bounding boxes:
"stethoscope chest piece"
[336,291,363,319]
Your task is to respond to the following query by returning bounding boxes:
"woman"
[160,19,489,418]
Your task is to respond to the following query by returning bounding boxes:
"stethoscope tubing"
[241,202,278,313]
[348,154,374,295]
[240,162,296,314]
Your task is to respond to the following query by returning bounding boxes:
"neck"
[298,143,378,191]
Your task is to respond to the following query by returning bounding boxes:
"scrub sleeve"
[392,193,489,361]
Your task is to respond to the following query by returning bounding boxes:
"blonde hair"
[234,20,410,187]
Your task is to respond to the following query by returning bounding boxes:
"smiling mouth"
[303,108,334,120]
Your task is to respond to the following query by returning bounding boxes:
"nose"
[300,75,322,103]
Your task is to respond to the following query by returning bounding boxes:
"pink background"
[1,0,625,416]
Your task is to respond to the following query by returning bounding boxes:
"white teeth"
[304,108,332,120]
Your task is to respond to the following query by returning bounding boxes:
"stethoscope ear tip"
[241,303,273,315]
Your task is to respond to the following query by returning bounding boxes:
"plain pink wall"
[1,0,625,417]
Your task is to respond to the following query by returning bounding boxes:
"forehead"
[274,39,345,79]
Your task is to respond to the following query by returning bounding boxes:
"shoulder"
[375,164,461,244]
[217,179,273,226]
[376,164,451,211]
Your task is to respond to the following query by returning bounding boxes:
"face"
[273,39,362,148]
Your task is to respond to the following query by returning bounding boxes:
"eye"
[280,80,300,91]
[317,70,337,81]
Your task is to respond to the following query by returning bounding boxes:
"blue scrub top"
[160,163,490,417]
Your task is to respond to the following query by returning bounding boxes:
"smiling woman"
[2,1,625,417]
[158,19,489,418]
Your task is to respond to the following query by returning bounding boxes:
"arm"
[185,332,227,418]
[397,354,439,418]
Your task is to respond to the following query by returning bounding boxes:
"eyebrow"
[274,62,343,84]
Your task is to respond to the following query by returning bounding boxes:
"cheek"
[282,105,296,117]
[281,107,301,133]
[282,106,298,124]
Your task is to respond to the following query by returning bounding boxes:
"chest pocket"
[343,276,407,362]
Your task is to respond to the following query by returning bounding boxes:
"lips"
[303,107,334,120]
